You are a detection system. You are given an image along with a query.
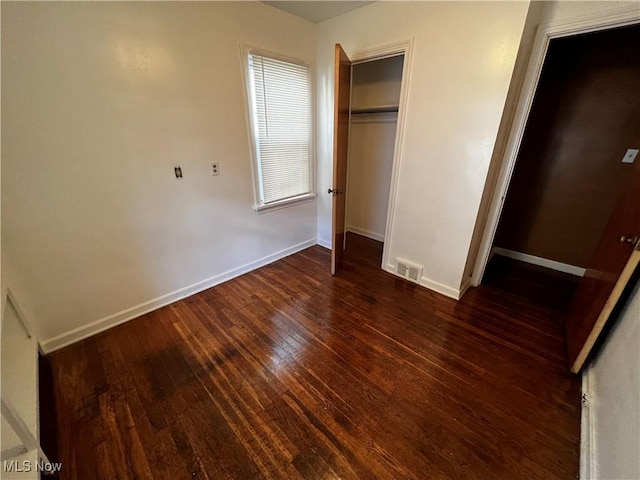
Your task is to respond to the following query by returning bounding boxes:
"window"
[245,50,314,212]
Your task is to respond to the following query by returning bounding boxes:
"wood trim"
[470,7,640,287]
[1,446,28,461]
[570,249,640,373]
[351,105,399,115]
[346,226,385,243]
[349,39,413,63]
[316,238,331,250]
[1,398,38,455]
[383,263,461,300]
[40,238,318,352]
[493,248,585,277]
[458,277,473,300]
[4,290,36,340]
[350,111,398,124]
[254,193,316,214]
[580,367,595,480]
[542,4,640,37]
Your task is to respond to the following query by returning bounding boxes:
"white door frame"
[470,6,640,287]
[347,38,415,271]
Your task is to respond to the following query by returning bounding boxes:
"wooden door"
[331,44,352,275]
[566,159,640,372]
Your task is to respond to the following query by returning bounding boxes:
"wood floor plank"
[47,233,580,479]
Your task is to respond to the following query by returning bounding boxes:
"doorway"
[487,25,639,303]
[330,42,411,275]
[344,55,404,266]
[480,24,640,371]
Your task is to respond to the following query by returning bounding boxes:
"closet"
[344,55,403,251]
[483,25,640,371]
[485,25,639,308]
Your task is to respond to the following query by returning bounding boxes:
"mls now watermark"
[3,459,63,474]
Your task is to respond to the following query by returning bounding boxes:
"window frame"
[241,45,316,214]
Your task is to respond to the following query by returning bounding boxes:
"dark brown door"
[566,158,640,372]
[331,44,352,275]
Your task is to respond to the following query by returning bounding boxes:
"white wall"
[346,117,397,241]
[316,1,529,297]
[350,55,404,110]
[1,2,316,349]
[587,279,640,479]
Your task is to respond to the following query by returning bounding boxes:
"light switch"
[621,149,638,164]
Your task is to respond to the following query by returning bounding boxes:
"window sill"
[254,193,317,214]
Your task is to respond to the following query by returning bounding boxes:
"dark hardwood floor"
[483,254,581,312]
[47,234,581,479]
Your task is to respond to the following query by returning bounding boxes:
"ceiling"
[263,1,374,24]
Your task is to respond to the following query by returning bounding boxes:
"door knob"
[327,188,344,196]
[619,235,639,247]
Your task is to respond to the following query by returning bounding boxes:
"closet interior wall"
[492,26,640,272]
[346,55,404,243]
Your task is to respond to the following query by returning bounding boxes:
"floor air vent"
[396,259,423,284]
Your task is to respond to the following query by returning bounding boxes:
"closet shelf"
[351,105,399,115]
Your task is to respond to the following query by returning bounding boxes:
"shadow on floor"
[483,254,581,312]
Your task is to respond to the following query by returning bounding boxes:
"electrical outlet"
[174,166,183,178]
[210,161,220,176]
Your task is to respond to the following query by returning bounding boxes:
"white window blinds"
[248,53,312,205]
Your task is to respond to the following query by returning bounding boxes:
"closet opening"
[343,54,404,268]
[481,24,640,372]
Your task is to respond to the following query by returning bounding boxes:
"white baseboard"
[40,238,317,353]
[317,237,331,249]
[458,277,473,299]
[420,276,461,300]
[346,226,385,243]
[580,366,596,480]
[384,264,461,300]
[493,247,585,277]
